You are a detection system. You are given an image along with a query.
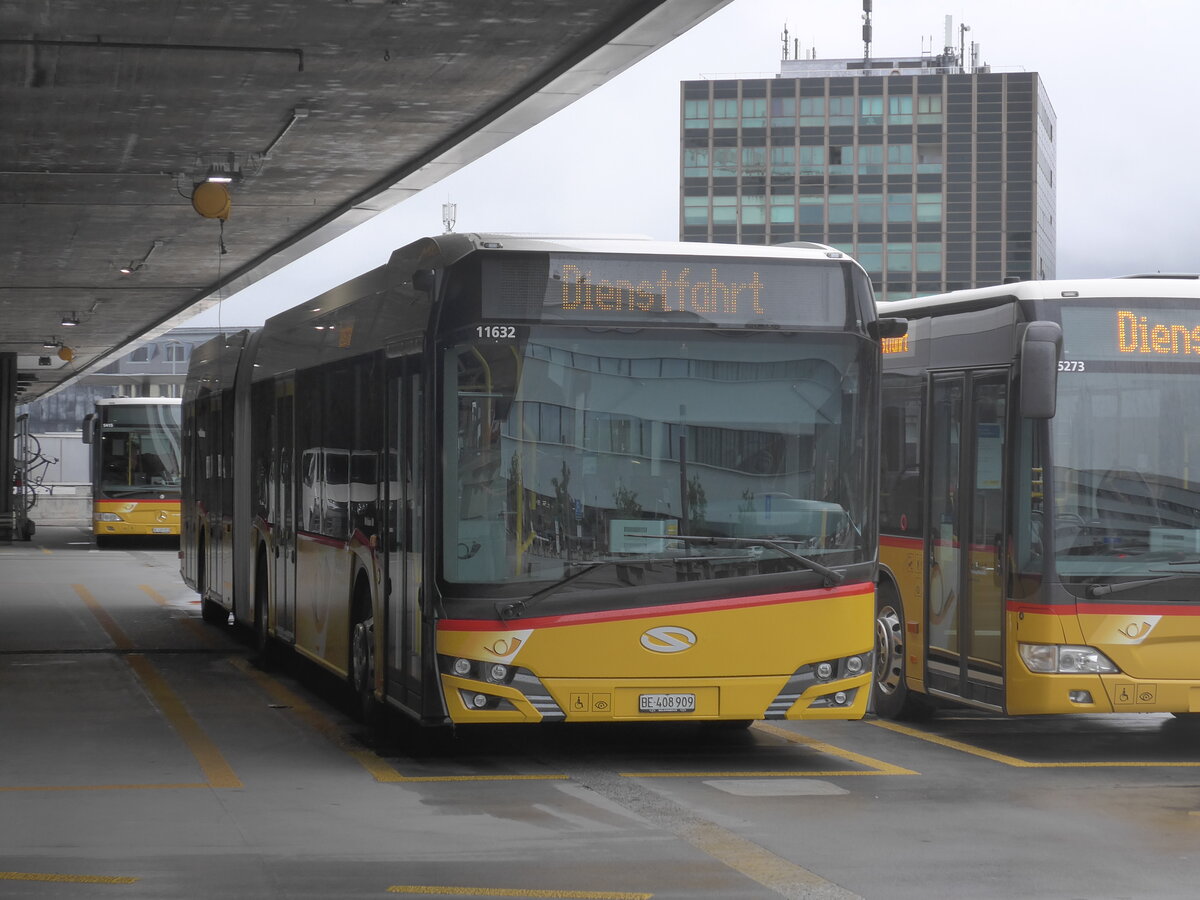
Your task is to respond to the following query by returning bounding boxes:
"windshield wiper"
[497,562,604,620]
[667,534,845,587]
[1087,569,1200,597]
[496,534,847,621]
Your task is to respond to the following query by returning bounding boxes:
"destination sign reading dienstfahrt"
[481,253,852,328]
[1062,305,1200,363]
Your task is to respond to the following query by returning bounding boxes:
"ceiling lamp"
[60,313,79,327]
[119,240,164,275]
[194,151,245,185]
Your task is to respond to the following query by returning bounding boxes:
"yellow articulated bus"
[874,275,1200,719]
[82,397,182,547]
[181,233,902,728]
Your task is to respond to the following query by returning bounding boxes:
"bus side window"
[881,378,924,534]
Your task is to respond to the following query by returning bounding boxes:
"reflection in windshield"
[99,407,182,500]
[444,328,872,586]
[1052,367,1200,577]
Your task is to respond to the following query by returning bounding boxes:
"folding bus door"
[926,370,1008,708]
[385,355,427,716]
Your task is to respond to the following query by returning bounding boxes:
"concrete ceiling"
[2,0,732,401]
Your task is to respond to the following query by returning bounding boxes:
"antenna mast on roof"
[781,22,789,60]
[862,0,873,62]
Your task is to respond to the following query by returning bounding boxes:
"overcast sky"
[192,0,1200,328]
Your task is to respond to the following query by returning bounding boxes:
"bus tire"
[873,583,935,721]
[253,557,277,668]
[350,587,379,727]
[195,536,206,597]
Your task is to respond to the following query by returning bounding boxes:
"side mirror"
[81,412,96,444]
[412,268,437,295]
[1019,320,1062,419]
[868,317,908,340]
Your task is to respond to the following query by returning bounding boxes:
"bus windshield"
[443,326,874,588]
[99,405,183,499]
[1051,302,1200,580]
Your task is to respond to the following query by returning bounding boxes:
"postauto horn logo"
[640,626,697,653]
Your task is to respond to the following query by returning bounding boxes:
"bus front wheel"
[252,558,277,668]
[873,585,934,720]
[351,606,378,725]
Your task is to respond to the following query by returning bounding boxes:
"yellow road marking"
[754,721,920,774]
[871,718,1200,768]
[73,583,134,650]
[140,585,170,606]
[388,888,650,899]
[0,871,138,884]
[124,654,243,787]
[68,584,242,789]
[680,820,861,899]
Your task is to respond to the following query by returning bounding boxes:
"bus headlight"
[1019,643,1118,674]
[451,657,473,677]
[95,512,124,522]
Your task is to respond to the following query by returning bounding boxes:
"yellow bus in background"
[181,233,902,729]
[82,397,182,546]
[874,276,1200,719]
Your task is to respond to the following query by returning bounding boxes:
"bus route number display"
[481,253,849,329]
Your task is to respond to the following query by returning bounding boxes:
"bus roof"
[880,275,1200,317]
[385,232,858,268]
[457,233,851,261]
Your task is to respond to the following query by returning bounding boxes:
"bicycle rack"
[7,414,37,541]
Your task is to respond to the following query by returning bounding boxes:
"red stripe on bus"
[293,528,377,556]
[1078,602,1200,616]
[1009,601,1200,616]
[296,531,348,550]
[1008,602,1071,615]
[439,582,874,632]
[96,499,181,504]
[880,535,923,549]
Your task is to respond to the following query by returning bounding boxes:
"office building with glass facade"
[679,55,1056,299]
